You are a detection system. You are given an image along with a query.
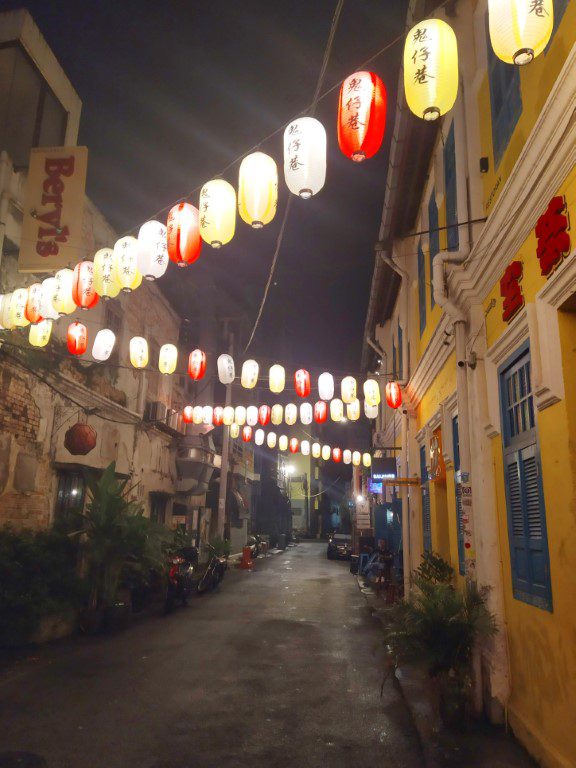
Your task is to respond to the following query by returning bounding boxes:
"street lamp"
[356,494,364,503]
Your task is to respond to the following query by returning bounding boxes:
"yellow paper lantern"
[159,343,178,375]
[114,237,142,292]
[0,294,12,329]
[404,19,458,122]
[330,398,344,422]
[8,288,30,328]
[29,318,52,347]
[267,431,277,449]
[241,359,259,389]
[230,423,240,439]
[193,406,204,425]
[363,453,372,468]
[347,399,360,421]
[269,364,286,394]
[279,435,288,452]
[312,442,321,459]
[321,444,331,461]
[363,379,381,407]
[94,248,122,299]
[223,406,235,426]
[53,269,76,315]
[271,404,284,426]
[199,179,236,248]
[352,450,361,467]
[488,0,553,65]
[234,406,247,426]
[129,336,149,368]
[341,376,357,404]
[285,403,297,426]
[238,152,278,229]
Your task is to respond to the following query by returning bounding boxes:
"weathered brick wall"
[0,360,41,441]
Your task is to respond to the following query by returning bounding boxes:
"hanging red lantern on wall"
[258,404,271,426]
[67,322,87,355]
[332,447,342,463]
[314,400,328,423]
[242,425,253,443]
[167,202,202,267]
[72,261,99,310]
[385,381,402,409]
[183,405,194,423]
[294,368,311,398]
[213,406,224,426]
[337,71,387,162]
[64,422,97,455]
[289,437,299,454]
[188,349,206,380]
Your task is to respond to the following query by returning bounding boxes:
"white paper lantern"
[352,450,361,467]
[488,0,553,65]
[193,406,204,425]
[343,449,352,465]
[363,452,372,468]
[38,278,59,321]
[159,343,178,374]
[29,319,52,347]
[267,432,277,449]
[364,401,379,419]
[223,406,235,426]
[347,399,360,421]
[217,354,235,384]
[364,378,381,406]
[330,398,344,422]
[321,444,331,461]
[137,220,169,280]
[94,248,121,299]
[269,364,285,393]
[92,329,116,362]
[113,236,141,292]
[246,405,258,426]
[9,288,30,327]
[234,406,247,426]
[53,269,76,315]
[271,404,284,426]
[318,372,335,401]
[284,117,327,199]
[241,359,259,389]
[0,293,13,329]
[201,406,213,425]
[341,376,357,404]
[312,442,321,459]
[279,435,288,452]
[129,336,148,368]
[255,428,265,446]
[301,440,310,456]
[199,179,236,248]
[300,402,313,425]
[230,423,240,439]
[238,151,278,229]
[285,403,297,426]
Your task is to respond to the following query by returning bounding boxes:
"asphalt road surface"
[0,542,422,768]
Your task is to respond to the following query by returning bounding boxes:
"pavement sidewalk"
[357,577,537,768]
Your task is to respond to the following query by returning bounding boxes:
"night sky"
[6,0,407,373]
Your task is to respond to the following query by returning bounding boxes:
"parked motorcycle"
[196,543,227,594]
[164,547,197,613]
[246,533,263,559]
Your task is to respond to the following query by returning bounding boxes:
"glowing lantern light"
[363,453,372,468]
[25,283,43,324]
[72,261,99,310]
[312,442,321,459]
[365,402,379,419]
[385,381,403,409]
[159,344,178,375]
[242,425,252,442]
[404,19,458,121]
[241,359,259,389]
[352,450,361,467]
[9,288,30,327]
[39,278,59,321]
[223,406,235,426]
[269,364,285,393]
[188,349,207,380]
[53,269,76,315]
[67,321,87,355]
[130,337,149,368]
[321,444,331,461]
[217,354,235,384]
[0,295,8,329]
[343,449,352,465]
[183,406,194,424]
[92,329,116,362]
[199,179,236,248]
[300,402,313,425]
[318,372,334,401]
[333,447,342,463]
[258,405,271,426]
[246,406,258,426]
[341,376,357,404]
[347,399,360,421]
[255,428,265,446]
[338,71,386,162]
[363,379,381,406]
[192,406,203,425]
[93,248,121,300]
[267,432,277,449]
[285,403,297,426]
[113,237,141,292]
[488,0,553,65]
[167,203,202,267]
[314,400,328,424]
[230,423,240,439]
[238,151,278,229]
[289,437,299,454]
[203,406,214,425]
[330,398,344,422]
[138,220,169,279]
[284,117,326,199]
[279,435,288,452]
[271,404,284,426]
[213,406,224,426]
[29,319,52,347]
[294,368,311,398]
[234,406,247,426]
[301,440,310,456]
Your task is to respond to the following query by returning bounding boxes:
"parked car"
[327,533,352,560]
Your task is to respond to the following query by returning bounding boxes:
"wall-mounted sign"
[382,477,420,487]
[371,457,397,481]
[19,146,88,272]
[368,479,383,494]
[500,260,524,323]
[535,195,571,277]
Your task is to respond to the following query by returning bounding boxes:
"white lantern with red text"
[284,117,326,199]
[235,406,247,426]
[138,220,169,279]
[318,372,334,401]
[159,344,178,375]
[199,179,236,248]
[246,406,258,426]
[269,364,285,393]
[238,152,278,229]
[341,376,357,404]
[217,354,235,384]
[330,399,344,422]
[241,359,259,389]
[300,402,313,425]
[279,435,288,452]
[29,319,52,347]
[312,442,321,459]
[267,432,277,449]
[255,428,265,446]
[92,329,116,362]
[130,337,149,369]
[285,403,297,426]
[271,404,283,426]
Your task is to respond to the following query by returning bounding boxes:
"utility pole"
[216,330,234,539]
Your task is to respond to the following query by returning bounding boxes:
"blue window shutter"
[428,191,439,307]
[444,124,459,251]
[452,415,465,575]
[398,322,403,379]
[418,240,426,336]
[420,445,432,552]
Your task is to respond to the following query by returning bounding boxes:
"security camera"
[402,407,408,415]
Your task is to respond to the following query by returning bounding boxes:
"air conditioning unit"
[145,401,167,423]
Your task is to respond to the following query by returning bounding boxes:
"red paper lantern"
[314,400,328,423]
[183,405,194,423]
[332,447,342,463]
[294,368,311,398]
[72,261,99,310]
[385,381,402,409]
[213,406,224,426]
[258,404,271,426]
[67,321,87,355]
[25,283,43,324]
[188,349,206,380]
[289,437,299,454]
[337,71,387,162]
[64,422,97,455]
[167,202,202,267]
[242,425,252,442]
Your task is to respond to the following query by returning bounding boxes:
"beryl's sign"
[19,146,88,272]
[371,457,397,481]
